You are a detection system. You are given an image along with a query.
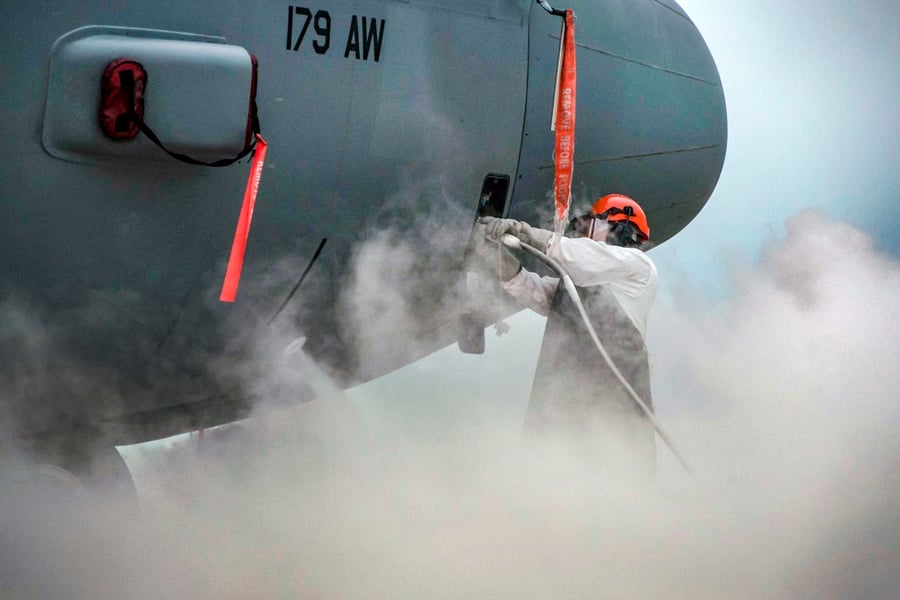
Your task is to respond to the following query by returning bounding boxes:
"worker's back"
[524,282,656,475]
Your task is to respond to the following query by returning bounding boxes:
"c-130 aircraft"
[0,0,725,494]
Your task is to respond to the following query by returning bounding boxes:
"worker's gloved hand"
[481,217,523,242]
[480,217,553,252]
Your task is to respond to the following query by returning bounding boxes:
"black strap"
[122,67,261,168]
[134,114,259,167]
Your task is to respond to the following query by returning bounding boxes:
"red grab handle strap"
[219,134,268,303]
[552,9,576,234]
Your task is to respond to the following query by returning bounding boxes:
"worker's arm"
[500,268,559,316]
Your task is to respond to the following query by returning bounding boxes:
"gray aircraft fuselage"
[0,0,726,445]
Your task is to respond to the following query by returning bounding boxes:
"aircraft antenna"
[268,238,329,325]
[536,0,567,17]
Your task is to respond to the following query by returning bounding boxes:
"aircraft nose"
[514,0,727,244]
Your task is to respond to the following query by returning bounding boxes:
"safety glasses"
[568,214,606,237]
[570,205,636,236]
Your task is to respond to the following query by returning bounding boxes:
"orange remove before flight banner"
[553,9,576,234]
[219,134,267,303]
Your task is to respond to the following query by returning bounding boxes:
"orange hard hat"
[592,194,650,241]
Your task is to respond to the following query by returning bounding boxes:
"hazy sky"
[660,0,900,279]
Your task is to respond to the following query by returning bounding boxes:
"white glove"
[482,217,523,242]
[480,217,553,252]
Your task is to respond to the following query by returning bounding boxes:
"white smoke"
[3,209,899,599]
[648,209,900,597]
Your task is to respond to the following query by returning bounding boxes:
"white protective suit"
[503,233,659,472]
[503,235,657,337]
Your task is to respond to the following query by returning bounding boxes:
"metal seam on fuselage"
[650,0,693,23]
[508,0,537,216]
[537,143,722,169]
[548,34,718,86]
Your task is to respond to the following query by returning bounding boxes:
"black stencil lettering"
[362,17,385,62]
[289,8,384,61]
[292,7,312,51]
[313,11,331,54]
[286,5,294,50]
[344,15,360,59]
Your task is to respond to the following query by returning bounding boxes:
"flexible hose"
[501,234,693,475]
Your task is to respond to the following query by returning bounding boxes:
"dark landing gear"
[2,426,139,516]
[0,429,139,597]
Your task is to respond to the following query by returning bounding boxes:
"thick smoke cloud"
[649,209,900,597]
[2,210,898,599]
